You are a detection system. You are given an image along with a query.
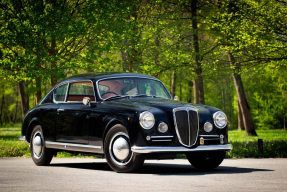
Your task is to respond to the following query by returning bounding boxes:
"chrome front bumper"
[131,144,233,154]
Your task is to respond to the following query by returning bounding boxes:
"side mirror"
[174,95,179,101]
[83,97,91,106]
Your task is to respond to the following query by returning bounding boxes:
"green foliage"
[0,0,286,129]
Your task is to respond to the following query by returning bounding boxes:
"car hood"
[106,98,219,114]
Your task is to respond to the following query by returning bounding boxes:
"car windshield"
[98,77,171,100]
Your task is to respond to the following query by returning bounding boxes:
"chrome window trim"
[131,144,233,154]
[173,107,199,148]
[52,82,69,104]
[95,76,172,101]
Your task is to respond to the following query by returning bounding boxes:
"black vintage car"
[21,72,232,172]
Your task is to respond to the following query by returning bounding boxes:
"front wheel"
[30,125,53,166]
[104,124,144,173]
[186,151,226,170]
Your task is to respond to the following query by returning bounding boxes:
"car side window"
[67,81,95,102]
[53,84,68,103]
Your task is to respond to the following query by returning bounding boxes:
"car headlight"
[139,111,155,129]
[213,111,227,129]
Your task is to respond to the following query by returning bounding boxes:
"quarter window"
[53,84,68,103]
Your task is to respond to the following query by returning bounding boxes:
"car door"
[56,81,96,144]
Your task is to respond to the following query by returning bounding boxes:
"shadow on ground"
[49,160,273,175]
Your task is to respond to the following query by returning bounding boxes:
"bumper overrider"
[131,144,233,154]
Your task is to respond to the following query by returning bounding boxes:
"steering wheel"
[102,92,118,99]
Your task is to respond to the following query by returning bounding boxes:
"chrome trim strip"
[18,136,27,142]
[96,76,172,100]
[45,141,103,153]
[151,140,173,142]
[199,135,220,138]
[150,135,174,139]
[173,107,199,147]
[203,138,220,141]
[131,144,233,154]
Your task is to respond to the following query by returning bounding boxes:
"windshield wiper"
[103,95,130,101]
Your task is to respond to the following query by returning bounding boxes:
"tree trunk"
[0,93,4,126]
[193,79,199,103]
[191,0,204,104]
[179,78,182,101]
[13,86,19,123]
[50,38,57,86]
[121,39,130,72]
[18,81,28,119]
[228,52,257,136]
[171,71,176,98]
[35,77,42,105]
[237,100,244,130]
[187,80,193,103]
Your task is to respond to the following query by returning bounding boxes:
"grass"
[0,126,30,157]
[227,129,287,158]
[0,125,88,158]
[1,125,287,158]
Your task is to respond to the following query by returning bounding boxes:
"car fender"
[26,117,42,143]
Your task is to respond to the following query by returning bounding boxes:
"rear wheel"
[104,124,144,173]
[30,125,53,166]
[186,151,226,170]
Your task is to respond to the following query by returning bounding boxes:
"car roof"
[59,72,159,84]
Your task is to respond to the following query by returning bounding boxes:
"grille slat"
[173,108,199,147]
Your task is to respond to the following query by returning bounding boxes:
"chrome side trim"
[18,136,27,142]
[152,140,173,142]
[150,135,174,139]
[199,135,219,138]
[131,144,233,154]
[45,141,103,153]
[203,138,220,141]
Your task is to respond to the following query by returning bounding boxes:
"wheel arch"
[103,118,126,149]
[26,118,42,143]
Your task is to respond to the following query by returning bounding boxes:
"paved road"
[1,158,287,192]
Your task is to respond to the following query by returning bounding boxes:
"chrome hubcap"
[33,131,43,159]
[112,137,130,161]
[109,132,132,166]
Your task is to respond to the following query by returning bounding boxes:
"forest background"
[0,0,286,137]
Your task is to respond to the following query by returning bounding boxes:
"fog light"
[158,122,168,133]
[204,122,213,132]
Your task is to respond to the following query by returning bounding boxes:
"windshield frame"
[96,76,172,101]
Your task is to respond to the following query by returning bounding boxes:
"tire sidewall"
[30,125,52,166]
[104,124,144,173]
[186,151,226,170]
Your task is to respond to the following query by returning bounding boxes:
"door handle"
[57,109,65,113]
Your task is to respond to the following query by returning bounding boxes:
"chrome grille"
[173,107,199,147]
